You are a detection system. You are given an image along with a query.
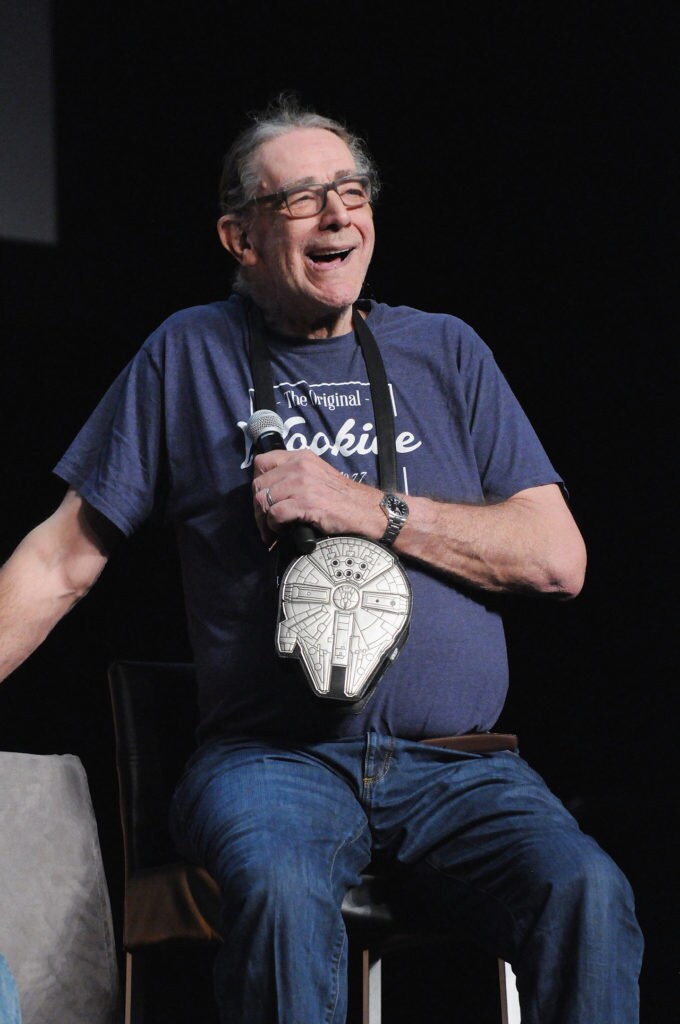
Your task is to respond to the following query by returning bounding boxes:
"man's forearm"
[0,492,109,683]
[0,562,65,683]
[0,538,82,682]
[391,485,587,598]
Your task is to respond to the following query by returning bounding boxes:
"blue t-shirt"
[54,296,561,741]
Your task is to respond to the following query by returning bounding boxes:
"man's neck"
[272,308,354,341]
[249,293,355,341]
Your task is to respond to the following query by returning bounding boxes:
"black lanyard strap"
[246,300,277,414]
[246,299,398,493]
[350,307,397,493]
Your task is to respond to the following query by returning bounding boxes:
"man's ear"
[217,215,257,265]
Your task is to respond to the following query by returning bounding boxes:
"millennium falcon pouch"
[275,536,412,707]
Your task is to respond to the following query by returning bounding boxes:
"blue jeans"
[0,954,21,1024]
[170,734,642,1024]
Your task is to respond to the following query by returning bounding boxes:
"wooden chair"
[108,660,521,1023]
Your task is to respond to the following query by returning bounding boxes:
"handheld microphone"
[246,410,317,554]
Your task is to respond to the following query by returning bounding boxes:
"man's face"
[224,127,375,338]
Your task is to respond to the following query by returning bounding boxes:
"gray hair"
[218,92,381,216]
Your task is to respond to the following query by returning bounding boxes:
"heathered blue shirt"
[54,296,561,741]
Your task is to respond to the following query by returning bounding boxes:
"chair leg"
[498,959,521,1024]
[125,950,145,1024]
[365,949,382,1024]
[347,945,382,1024]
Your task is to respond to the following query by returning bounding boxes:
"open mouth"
[308,248,353,264]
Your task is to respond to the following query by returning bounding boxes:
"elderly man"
[0,96,642,1022]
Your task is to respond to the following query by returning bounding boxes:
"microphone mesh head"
[246,409,285,443]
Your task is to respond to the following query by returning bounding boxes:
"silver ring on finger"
[265,487,275,508]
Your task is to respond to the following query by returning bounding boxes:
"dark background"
[1,2,677,1020]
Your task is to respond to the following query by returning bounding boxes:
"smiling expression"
[218,128,375,339]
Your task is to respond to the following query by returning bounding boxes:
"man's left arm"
[252,451,586,599]
[393,481,586,598]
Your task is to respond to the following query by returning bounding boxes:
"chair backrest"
[108,660,199,875]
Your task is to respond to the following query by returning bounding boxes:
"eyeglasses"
[251,174,372,219]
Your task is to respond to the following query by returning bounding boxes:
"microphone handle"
[290,524,317,555]
[254,433,317,554]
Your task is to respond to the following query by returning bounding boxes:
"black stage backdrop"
[0,4,677,1021]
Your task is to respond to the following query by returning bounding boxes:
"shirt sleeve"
[53,344,166,536]
[459,325,563,500]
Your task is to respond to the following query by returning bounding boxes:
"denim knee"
[214,834,331,918]
[524,833,641,961]
[549,838,634,912]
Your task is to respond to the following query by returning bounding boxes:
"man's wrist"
[379,493,409,547]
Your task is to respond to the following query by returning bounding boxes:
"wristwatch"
[379,493,409,547]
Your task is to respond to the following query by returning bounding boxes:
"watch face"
[384,494,408,516]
